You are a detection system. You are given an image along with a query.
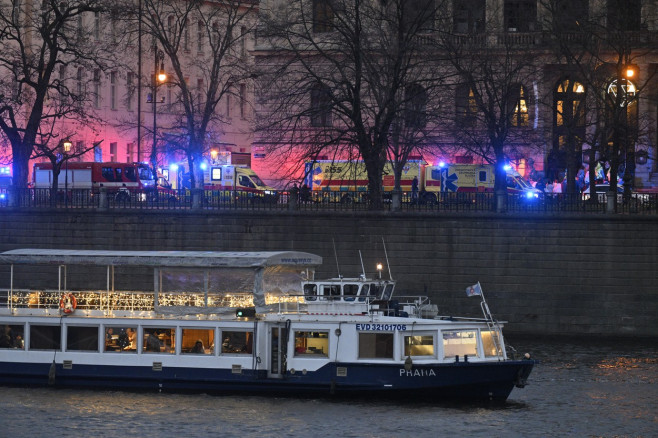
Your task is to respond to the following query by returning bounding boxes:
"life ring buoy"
[60,293,77,314]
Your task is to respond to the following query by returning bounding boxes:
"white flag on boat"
[466,283,482,297]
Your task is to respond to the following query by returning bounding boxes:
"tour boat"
[0,249,534,401]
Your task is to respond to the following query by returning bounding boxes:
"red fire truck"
[33,161,176,202]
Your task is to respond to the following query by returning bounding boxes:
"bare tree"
[130,0,258,190]
[540,0,656,202]
[256,0,451,209]
[0,0,114,187]
[434,3,544,210]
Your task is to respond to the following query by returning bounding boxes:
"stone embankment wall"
[0,209,656,338]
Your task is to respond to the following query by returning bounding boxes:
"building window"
[76,14,83,40]
[197,78,204,112]
[239,84,246,119]
[126,72,134,111]
[455,83,478,125]
[504,0,536,32]
[553,0,589,32]
[167,15,175,39]
[607,0,641,31]
[453,0,485,34]
[94,11,101,41]
[126,142,134,163]
[212,21,219,46]
[110,142,118,162]
[11,0,21,25]
[404,83,427,129]
[77,67,84,98]
[240,26,247,57]
[183,19,190,51]
[110,72,117,110]
[402,0,435,32]
[76,141,84,160]
[197,20,204,53]
[310,82,332,127]
[555,79,585,129]
[225,86,231,117]
[93,69,101,109]
[509,84,529,127]
[313,0,334,33]
[110,17,118,44]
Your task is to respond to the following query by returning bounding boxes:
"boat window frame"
[357,331,395,360]
[220,329,253,355]
[181,327,216,355]
[303,283,317,301]
[103,325,137,353]
[0,322,25,350]
[402,332,436,358]
[293,330,329,357]
[142,326,176,354]
[343,284,359,301]
[441,328,479,359]
[28,323,62,351]
[65,324,100,352]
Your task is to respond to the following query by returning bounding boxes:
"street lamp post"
[151,49,166,188]
[63,140,72,207]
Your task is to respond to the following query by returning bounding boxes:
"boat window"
[67,326,99,351]
[358,333,394,359]
[221,330,253,354]
[143,327,175,354]
[369,284,380,298]
[104,326,137,352]
[480,330,499,357]
[382,284,394,300]
[343,284,359,301]
[403,334,435,357]
[321,285,340,301]
[294,331,328,357]
[442,330,478,359]
[0,324,24,349]
[29,325,61,350]
[182,328,215,355]
[358,284,369,302]
[303,284,317,301]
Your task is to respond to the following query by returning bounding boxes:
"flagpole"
[477,282,504,359]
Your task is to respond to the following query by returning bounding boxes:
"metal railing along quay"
[0,187,657,214]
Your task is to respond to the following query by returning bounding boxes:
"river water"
[0,337,655,438]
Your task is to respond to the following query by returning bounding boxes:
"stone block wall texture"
[0,209,656,337]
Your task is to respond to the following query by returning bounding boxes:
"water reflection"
[0,337,655,438]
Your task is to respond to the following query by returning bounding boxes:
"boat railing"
[272,294,435,318]
[0,288,255,312]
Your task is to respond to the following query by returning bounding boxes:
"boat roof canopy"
[0,249,322,269]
